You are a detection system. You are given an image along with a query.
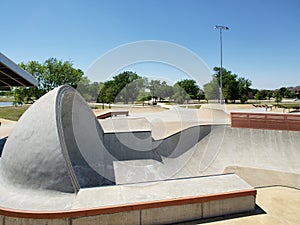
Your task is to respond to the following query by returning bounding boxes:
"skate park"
[0,85,299,225]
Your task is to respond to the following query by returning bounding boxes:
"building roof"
[0,53,38,89]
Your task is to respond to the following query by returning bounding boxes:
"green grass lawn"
[0,105,30,121]
[275,103,300,108]
[0,97,14,102]
[180,105,201,109]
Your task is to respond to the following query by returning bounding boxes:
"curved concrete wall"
[113,125,300,184]
[57,87,114,189]
[1,88,75,193]
[0,86,120,196]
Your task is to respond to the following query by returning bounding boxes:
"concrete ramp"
[114,125,300,184]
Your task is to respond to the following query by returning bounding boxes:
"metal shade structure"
[0,53,38,89]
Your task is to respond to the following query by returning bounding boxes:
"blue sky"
[1,0,299,89]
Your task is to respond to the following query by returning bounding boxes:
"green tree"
[255,90,273,101]
[274,90,283,104]
[97,71,144,104]
[204,67,252,104]
[148,80,161,101]
[98,80,116,108]
[77,76,101,102]
[238,77,252,103]
[278,87,295,98]
[117,77,145,104]
[213,67,239,103]
[15,58,83,104]
[203,77,219,101]
[204,68,238,103]
[148,80,174,100]
[41,58,83,91]
[196,89,205,102]
[156,81,174,100]
[172,83,190,104]
[175,79,200,99]
[157,81,174,99]
[137,89,150,106]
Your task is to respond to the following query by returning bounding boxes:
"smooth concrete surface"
[114,126,300,184]
[100,117,153,153]
[1,88,75,193]
[100,117,151,133]
[192,187,300,225]
[71,174,253,209]
[0,86,115,210]
[0,177,74,210]
[224,166,300,189]
[0,120,16,139]
[114,125,213,184]
[0,187,298,225]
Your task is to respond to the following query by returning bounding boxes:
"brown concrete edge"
[0,189,256,219]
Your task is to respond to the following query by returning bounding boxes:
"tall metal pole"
[219,28,223,104]
[215,25,229,104]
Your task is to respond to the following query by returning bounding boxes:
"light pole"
[215,25,229,104]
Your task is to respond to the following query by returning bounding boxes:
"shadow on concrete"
[172,204,266,225]
[154,125,213,158]
[0,137,7,157]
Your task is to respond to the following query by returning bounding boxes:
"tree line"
[11,58,300,105]
[98,71,204,105]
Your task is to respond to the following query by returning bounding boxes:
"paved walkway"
[180,187,300,225]
[0,118,16,138]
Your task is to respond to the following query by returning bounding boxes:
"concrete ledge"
[0,174,256,224]
[0,189,256,219]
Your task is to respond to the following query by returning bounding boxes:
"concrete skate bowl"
[0,86,221,210]
[0,86,299,190]
[0,85,298,224]
[113,124,300,187]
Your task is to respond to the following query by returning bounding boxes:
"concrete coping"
[99,117,151,133]
[0,190,256,219]
[0,174,256,219]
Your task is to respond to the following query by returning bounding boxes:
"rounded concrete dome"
[0,85,111,193]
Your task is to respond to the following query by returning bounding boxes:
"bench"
[265,104,273,111]
[97,111,129,119]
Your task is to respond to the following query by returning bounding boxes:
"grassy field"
[276,103,300,108]
[0,97,14,102]
[0,105,30,121]
[180,105,201,109]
